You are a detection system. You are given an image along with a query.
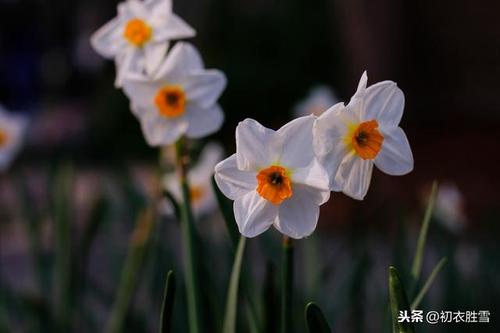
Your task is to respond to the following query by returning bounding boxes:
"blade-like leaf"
[411,181,438,282]
[411,258,447,310]
[104,207,155,333]
[222,236,246,333]
[305,302,332,333]
[389,266,415,333]
[162,189,181,222]
[159,271,176,333]
[211,176,239,247]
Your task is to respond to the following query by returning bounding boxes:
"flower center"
[123,18,152,47]
[154,86,186,118]
[256,165,292,205]
[347,119,384,160]
[190,186,204,203]
[0,130,8,148]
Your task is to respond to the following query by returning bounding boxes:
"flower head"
[314,71,413,200]
[0,105,29,172]
[214,116,330,239]
[91,0,196,86]
[122,42,227,146]
[163,143,223,216]
[293,85,338,117]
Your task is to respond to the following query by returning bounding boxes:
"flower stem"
[281,236,294,333]
[175,138,202,333]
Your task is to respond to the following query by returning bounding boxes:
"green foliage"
[389,267,415,333]
[305,302,332,333]
[159,271,176,333]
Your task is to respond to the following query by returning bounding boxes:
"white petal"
[114,49,139,87]
[138,108,188,146]
[90,18,126,58]
[144,42,168,75]
[274,186,320,239]
[276,115,315,169]
[291,159,330,195]
[153,13,196,41]
[234,191,278,238]
[235,119,282,171]
[124,0,149,18]
[214,154,257,200]
[154,42,203,81]
[184,70,227,108]
[335,154,373,200]
[362,81,404,126]
[184,104,224,138]
[122,79,159,108]
[313,102,354,188]
[375,126,413,175]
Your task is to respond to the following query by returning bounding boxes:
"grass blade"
[305,302,332,333]
[176,138,203,333]
[389,266,415,333]
[411,181,438,283]
[411,257,447,310]
[222,236,246,333]
[104,207,155,333]
[211,176,239,247]
[159,271,176,333]
[53,164,73,333]
[281,236,294,333]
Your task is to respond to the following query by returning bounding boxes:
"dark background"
[0,0,499,332]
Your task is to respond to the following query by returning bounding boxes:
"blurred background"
[0,0,499,332]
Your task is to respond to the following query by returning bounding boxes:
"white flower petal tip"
[313,71,413,200]
[0,106,29,172]
[90,0,196,82]
[215,117,331,238]
[121,43,226,146]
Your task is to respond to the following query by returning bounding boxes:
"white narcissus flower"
[314,71,413,200]
[293,85,338,117]
[163,143,223,216]
[434,182,467,234]
[214,117,330,239]
[0,105,29,172]
[122,42,227,146]
[91,0,195,86]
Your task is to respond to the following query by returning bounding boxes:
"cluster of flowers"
[91,0,413,241]
[91,0,227,147]
[214,72,414,239]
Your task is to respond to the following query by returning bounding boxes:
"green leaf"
[411,181,438,283]
[159,271,176,333]
[162,189,181,222]
[245,299,260,333]
[222,236,246,333]
[53,163,73,333]
[411,258,447,310]
[305,302,332,333]
[281,237,294,333]
[389,266,415,333]
[104,207,155,333]
[176,138,203,333]
[211,176,239,248]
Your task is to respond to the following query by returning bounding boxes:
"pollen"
[123,18,152,47]
[348,120,384,160]
[0,130,8,148]
[154,85,186,118]
[256,165,292,205]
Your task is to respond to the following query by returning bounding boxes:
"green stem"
[281,236,294,333]
[175,138,202,333]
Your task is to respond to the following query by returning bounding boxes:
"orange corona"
[154,86,186,118]
[256,165,292,205]
[0,130,8,148]
[123,18,152,47]
[190,186,204,202]
[349,120,384,160]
